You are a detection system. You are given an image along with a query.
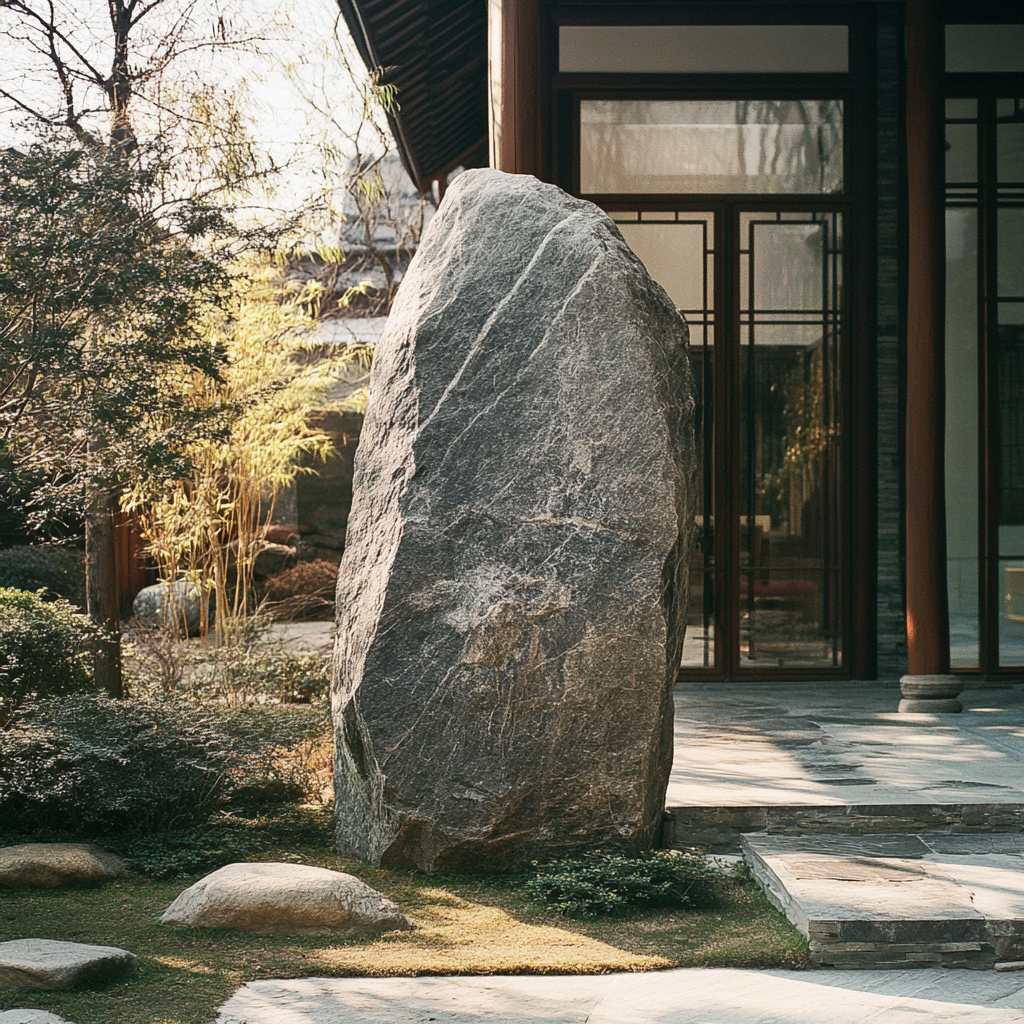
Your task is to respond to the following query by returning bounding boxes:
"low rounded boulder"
[159,862,412,934]
[0,844,128,889]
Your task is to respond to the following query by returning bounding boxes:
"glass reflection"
[738,212,842,668]
[614,212,717,668]
[581,100,844,195]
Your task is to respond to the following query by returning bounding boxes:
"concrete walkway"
[216,968,1024,1023]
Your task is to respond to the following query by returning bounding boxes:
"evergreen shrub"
[525,851,721,917]
[0,545,86,605]
[0,695,331,836]
[0,587,104,723]
[0,695,231,834]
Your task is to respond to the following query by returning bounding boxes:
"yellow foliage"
[122,256,362,640]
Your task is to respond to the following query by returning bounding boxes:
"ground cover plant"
[0,546,86,606]
[0,809,810,1024]
[524,850,720,916]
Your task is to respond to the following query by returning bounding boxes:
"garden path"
[216,966,1024,1023]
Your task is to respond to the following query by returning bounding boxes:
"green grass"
[0,810,810,1024]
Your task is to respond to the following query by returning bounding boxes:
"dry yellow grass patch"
[313,889,672,975]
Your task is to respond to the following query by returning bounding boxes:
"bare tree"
[0,0,273,697]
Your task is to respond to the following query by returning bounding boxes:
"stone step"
[664,803,1024,853]
[741,832,1024,970]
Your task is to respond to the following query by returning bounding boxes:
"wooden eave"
[336,0,489,193]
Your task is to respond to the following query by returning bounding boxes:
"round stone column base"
[898,674,964,713]
[898,697,964,713]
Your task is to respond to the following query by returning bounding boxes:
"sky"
[0,0,389,217]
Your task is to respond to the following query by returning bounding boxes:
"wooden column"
[488,0,542,177]
[902,0,960,708]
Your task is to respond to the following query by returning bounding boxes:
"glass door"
[613,212,718,668]
[945,95,1024,673]
[612,205,847,677]
[586,96,851,678]
[737,211,844,669]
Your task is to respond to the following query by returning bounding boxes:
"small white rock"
[0,939,139,991]
[159,862,412,934]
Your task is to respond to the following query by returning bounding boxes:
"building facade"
[338,0,1024,685]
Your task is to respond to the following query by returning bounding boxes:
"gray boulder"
[0,844,127,889]
[333,169,694,873]
[0,939,138,990]
[159,862,411,934]
[131,580,208,635]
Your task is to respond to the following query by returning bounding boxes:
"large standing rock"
[0,844,127,889]
[333,169,694,873]
[159,862,411,934]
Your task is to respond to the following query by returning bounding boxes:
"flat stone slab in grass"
[0,844,128,889]
[0,1011,77,1023]
[742,832,1024,969]
[160,862,412,934]
[0,939,138,991]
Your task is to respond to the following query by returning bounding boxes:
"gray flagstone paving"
[216,968,1024,1024]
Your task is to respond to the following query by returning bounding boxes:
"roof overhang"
[337,0,489,193]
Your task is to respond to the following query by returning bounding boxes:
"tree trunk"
[86,486,124,698]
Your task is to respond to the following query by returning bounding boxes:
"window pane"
[560,25,848,74]
[752,224,825,312]
[998,326,1024,531]
[946,98,977,119]
[1001,561,1024,666]
[616,222,709,311]
[946,208,980,667]
[998,124,1024,184]
[946,123,977,183]
[946,25,1024,73]
[580,100,843,195]
[998,209,1024,296]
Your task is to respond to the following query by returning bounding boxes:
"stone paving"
[667,682,1024,850]
[743,833,1024,969]
[215,968,1024,1023]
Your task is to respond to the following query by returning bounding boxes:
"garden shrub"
[216,703,333,808]
[261,558,338,621]
[525,851,721,917]
[0,545,86,606]
[0,695,333,838]
[0,695,232,835]
[0,587,104,724]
